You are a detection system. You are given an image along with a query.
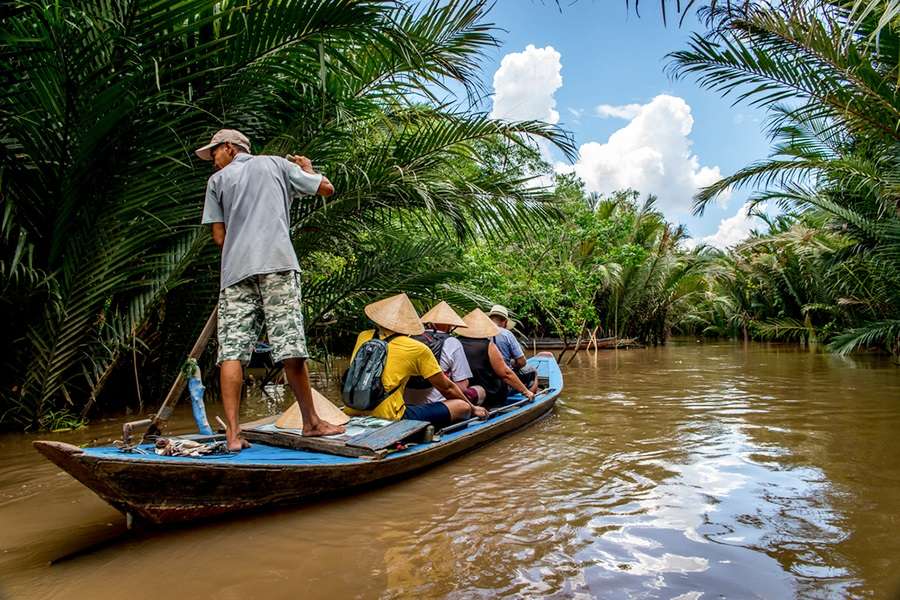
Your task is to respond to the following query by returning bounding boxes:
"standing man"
[197,129,345,451]
[488,305,538,393]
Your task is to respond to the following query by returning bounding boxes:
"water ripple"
[1,343,899,599]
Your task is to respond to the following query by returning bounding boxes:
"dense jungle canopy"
[1,0,899,430]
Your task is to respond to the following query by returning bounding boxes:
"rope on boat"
[153,438,229,457]
[113,437,229,457]
[113,440,150,454]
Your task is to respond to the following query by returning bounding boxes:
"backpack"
[341,333,401,411]
[405,331,450,390]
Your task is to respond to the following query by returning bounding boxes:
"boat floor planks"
[345,419,431,452]
[32,355,563,525]
[241,426,379,459]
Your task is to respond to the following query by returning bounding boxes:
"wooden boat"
[33,355,563,525]
[521,337,643,351]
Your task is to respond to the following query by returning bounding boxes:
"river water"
[1,342,899,599]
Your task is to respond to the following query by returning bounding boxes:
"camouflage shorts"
[217,271,308,364]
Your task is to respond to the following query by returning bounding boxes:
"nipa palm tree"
[0,0,574,428]
[668,0,900,357]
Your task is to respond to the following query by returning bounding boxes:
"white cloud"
[490,44,562,124]
[699,202,765,249]
[567,107,584,123]
[596,103,642,119]
[562,94,729,217]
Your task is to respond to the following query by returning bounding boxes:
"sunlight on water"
[1,342,899,599]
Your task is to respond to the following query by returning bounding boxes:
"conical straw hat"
[456,308,501,339]
[275,388,350,429]
[364,293,424,335]
[420,301,466,327]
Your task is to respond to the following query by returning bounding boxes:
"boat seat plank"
[242,427,384,459]
[345,419,430,451]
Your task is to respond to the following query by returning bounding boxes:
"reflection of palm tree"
[0,1,574,427]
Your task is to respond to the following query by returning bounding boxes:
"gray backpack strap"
[380,333,402,397]
[341,332,403,410]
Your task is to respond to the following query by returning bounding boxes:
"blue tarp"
[83,356,563,468]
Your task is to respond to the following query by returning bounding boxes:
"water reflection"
[1,342,899,598]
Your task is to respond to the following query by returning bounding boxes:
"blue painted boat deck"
[83,356,562,467]
[86,442,363,465]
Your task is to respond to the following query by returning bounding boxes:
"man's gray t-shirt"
[201,154,323,290]
[493,327,525,367]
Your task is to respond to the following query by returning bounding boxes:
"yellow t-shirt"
[343,330,442,420]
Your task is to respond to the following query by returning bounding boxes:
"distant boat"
[34,355,563,526]
[523,337,642,350]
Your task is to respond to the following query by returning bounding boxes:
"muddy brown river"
[1,342,899,599]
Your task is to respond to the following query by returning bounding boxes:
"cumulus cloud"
[699,202,765,249]
[563,94,729,217]
[490,44,562,124]
[596,103,642,119]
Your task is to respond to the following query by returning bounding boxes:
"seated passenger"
[457,309,536,407]
[488,304,538,393]
[404,301,473,407]
[345,293,487,428]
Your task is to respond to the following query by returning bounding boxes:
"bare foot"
[302,420,346,437]
[227,436,252,452]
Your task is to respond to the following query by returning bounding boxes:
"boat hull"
[34,356,562,525]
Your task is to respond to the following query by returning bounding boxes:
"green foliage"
[38,409,87,433]
[454,154,705,344]
[0,0,573,429]
[669,0,900,357]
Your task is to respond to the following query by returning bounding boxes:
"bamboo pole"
[143,307,218,438]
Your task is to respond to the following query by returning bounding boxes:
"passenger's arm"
[488,343,534,400]
[510,337,527,369]
[428,372,466,402]
[211,223,226,248]
[428,373,487,418]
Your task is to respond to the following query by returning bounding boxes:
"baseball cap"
[488,305,510,320]
[195,129,251,161]
[488,304,516,328]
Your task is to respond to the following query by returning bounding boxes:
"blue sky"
[469,0,773,246]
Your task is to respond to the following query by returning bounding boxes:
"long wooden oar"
[122,307,218,445]
[439,388,552,435]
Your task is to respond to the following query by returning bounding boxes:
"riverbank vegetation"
[3,0,899,430]
[669,0,900,358]
[455,165,705,346]
[0,0,573,429]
